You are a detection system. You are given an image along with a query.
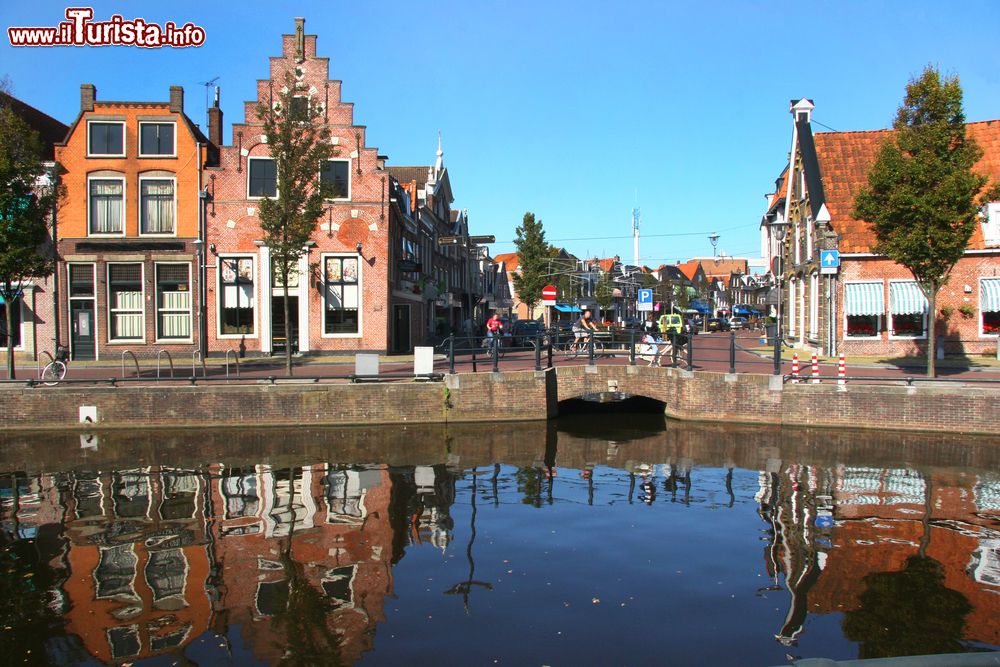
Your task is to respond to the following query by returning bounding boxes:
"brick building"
[53,85,213,361]
[762,99,1000,357]
[0,92,67,366]
[206,19,390,355]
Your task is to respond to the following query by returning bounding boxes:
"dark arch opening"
[557,394,666,416]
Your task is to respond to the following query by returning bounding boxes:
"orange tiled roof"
[814,120,1000,253]
[597,258,617,272]
[768,172,788,212]
[493,252,519,272]
[697,258,748,278]
[676,260,701,282]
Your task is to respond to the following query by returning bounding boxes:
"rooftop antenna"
[631,190,640,268]
[199,76,220,128]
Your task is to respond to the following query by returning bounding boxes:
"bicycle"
[562,332,605,359]
[40,345,70,385]
[482,333,506,359]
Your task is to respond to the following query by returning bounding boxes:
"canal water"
[1,418,998,666]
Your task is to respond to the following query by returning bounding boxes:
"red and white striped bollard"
[838,354,846,386]
[791,353,799,383]
[811,353,820,384]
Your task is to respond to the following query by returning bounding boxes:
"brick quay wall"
[1,367,996,435]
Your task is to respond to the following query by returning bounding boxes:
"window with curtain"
[156,263,190,339]
[845,281,883,337]
[324,256,360,334]
[89,179,124,234]
[140,179,175,234]
[889,281,927,337]
[108,263,143,340]
[981,278,1000,336]
[219,257,255,335]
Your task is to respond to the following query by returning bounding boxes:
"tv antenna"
[199,76,220,129]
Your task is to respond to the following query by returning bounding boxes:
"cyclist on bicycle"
[485,312,503,349]
[573,309,599,352]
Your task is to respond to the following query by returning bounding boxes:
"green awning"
[982,278,1000,312]
[844,282,884,316]
[889,281,927,315]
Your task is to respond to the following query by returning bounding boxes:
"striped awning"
[982,278,1000,312]
[889,281,928,315]
[844,282,884,316]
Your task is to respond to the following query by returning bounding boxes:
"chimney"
[207,86,223,147]
[169,86,184,113]
[80,84,96,112]
[790,98,814,124]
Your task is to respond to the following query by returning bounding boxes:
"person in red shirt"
[484,313,504,353]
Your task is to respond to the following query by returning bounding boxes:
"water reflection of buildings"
[0,463,408,664]
[756,462,1000,647]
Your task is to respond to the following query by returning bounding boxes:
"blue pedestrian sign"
[637,288,653,312]
[820,249,840,274]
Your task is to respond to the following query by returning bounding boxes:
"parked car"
[620,316,644,330]
[510,319,546,346]
[729,316,748,330]
[706,317,731,332]
[658,313,684,335]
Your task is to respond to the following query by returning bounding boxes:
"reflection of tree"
[842,556,972,659]
[515,467,543,508]
[270,468,344,667]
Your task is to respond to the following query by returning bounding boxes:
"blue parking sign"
[638,289,652,304]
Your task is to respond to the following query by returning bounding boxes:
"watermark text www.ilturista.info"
[8,7,205,48]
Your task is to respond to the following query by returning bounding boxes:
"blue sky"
[4,1,1000,267]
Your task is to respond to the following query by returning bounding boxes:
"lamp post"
[708,232,720,257]
[766,218,789,375]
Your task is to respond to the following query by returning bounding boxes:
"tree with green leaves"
[511,212,549,318]
[256,72,337,375]
[854,66,1000,377]
[595,271,615,313]
[0,93,61,380]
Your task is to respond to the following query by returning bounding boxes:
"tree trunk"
[926,287,937,378]
[283,286,292,377]
[4,295,15,380]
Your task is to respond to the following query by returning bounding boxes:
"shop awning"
[982,278,1000,312]
[689,300,711,314]
[844,282,884,316]
[553,304,581,313]
[889,281,927,315]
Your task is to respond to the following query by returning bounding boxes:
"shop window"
[982,278,1000,335]
[219,257,255,335]
[846,315,879,337]
[324,256,360,335]
[108,263,144,341]
[155,264,190,340]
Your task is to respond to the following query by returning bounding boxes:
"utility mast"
[631,204,641,268]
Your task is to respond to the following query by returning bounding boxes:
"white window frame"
[87,120,126,158]
[843,280,883,339]
[888,279,927,340]
[137,121,177,158]
[154,262,193,343]
[0,289,25,351]
[138,174,177,237]
[217,254,258,339]
[87,174,126,237]
[106,262,146,343]
[979,277,1000,339]
[321,253,363,339]
[247,157,277,200]
[983,202,1000,246]
[319,158,352,202]
[788,279,797,337]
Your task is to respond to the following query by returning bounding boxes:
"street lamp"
[765,217,789,375]
[708,232,720,257]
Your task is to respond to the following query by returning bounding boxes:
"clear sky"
[4,1,1000,267]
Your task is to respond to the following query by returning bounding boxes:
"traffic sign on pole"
[820,250,840,275]
[637,288,653,312]
[542,284,557,306]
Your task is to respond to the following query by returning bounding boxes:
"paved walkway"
[10,332,1000,385]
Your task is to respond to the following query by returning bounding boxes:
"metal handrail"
[120,350,140,378]
[191,349,205,377]
[224,349,240,379]
[156,350,174,379]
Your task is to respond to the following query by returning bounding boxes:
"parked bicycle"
[40,345,70,385]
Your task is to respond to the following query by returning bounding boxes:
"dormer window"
[796,111,809,123]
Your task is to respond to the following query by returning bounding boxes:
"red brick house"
[206,18,389,356]
[762,99,1000,357]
